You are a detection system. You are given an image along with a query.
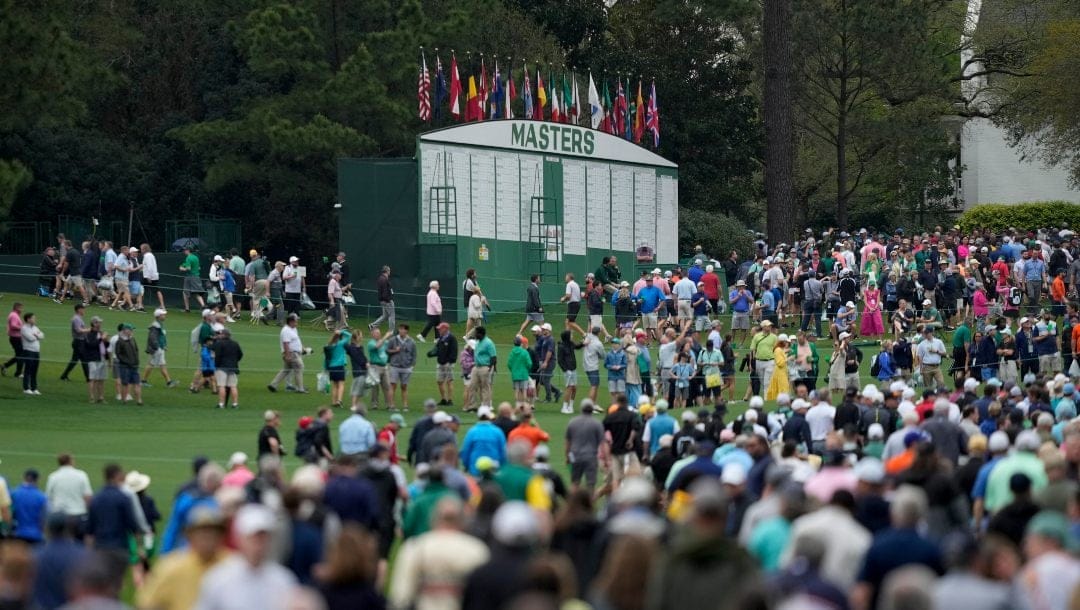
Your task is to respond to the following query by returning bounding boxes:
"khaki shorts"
[115,279,130,293]
[563,370,578,387]
[678,301,693,320]
[589,314,603,330]
[214,370,238,387]
[732,312,750,330]
[436,363,454,382]
[149,348,166,367]
[641,313,659,329]
[389,366,413,385]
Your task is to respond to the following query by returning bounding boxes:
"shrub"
[957,201,1080,232]
[678,208,756,262]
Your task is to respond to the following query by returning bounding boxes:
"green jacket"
[494,463,535,502]
[507,346,533,382]
[402,482,455,539]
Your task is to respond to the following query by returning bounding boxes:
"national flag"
[506,68,516,119]
[433,55,447,121]
[550,70,561,123]
[613,79,626,135]
[523,66,534,119]
[449,55,462,120]
[633,80,645,143]
[588,73,601,128]
[535,71,547,120]
[491,62,503,119]
[646,80,660,146]
[562,74,572,124]
[466,75,479,121]
[572,73,581,124]
[478,59,488,122]
[600,79,612,133]
[624,79,633,140]
[418,52,431,121]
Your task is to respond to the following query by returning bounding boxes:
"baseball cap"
[492,501,541,547]
[963,378,979,392]
[121,323,135,331]
[228,451,248,468]
[233,504,277,536]
[153,308,168,317]
[530,325,542,333]
[721,463,747,486]
[651,268,662,275]
[289,256,299,262]
[213,255,224,262]
[298,416,313,429]
[838,331,851,341]
[476,405,494,420]
[867,423,884,439]
[432,411,452,425]
[1026,510,1074,550]
[749,396,764,409]
[129,247,139,254]
[761,320,773,327]
[922,299,932,305]
[988,431,1010,453]
[201,309,213,318]
[854,458,885,484]
[1065,383,1076,395]
[541,323,552,331]
[186,505,227,531]
[389,414,407,427]
[845,301,855,308]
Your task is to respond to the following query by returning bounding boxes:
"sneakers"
[216,404,224,409]
[230,404,238,409]
[116,394,122,401]
[560,404,574,414]
[438,399,449,406]
[416,333,426,343]
[267,384,277,393]
[166,380,178,388]
[141,381,152,387]
[23,389,33,395]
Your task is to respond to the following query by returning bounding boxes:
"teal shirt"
[952,323,971,349]
[748,516,791,571]
[182,253,200,278]
[327,330,350,368]
[366,338,388,366]
[474,337,497,367]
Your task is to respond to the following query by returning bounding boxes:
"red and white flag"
[418,52,431,121]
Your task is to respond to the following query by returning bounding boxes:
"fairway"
[0,296,874,517]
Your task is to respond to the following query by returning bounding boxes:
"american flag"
[418,52,431,121]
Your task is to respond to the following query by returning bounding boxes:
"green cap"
[389,413,407,428]
[121,323,135,331]
[1026,510,1074,550]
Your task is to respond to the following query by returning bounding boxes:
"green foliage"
[957,201,1080,232]
[678,208,755,260]
[0,160,32,220]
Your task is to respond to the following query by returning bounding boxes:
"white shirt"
[279,325,302,354]
[806,403,836,441]
[194,555,296,610]
[283,265,302,292]
[20,324,43,352]
[141,252,159,281]
[468,294,483,319]
[45,465,93,516]
[565,280,581,303]
[389,529,490,610]
[707,330,722,351]
[781,505,871,590]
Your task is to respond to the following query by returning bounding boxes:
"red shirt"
[701,272,721,300]
[915,399,935,422]
[378,426,399,464]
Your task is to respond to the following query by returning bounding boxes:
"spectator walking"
[113,323,142,404]
[418,281,442,342]
[339,404,377,456]
[11,469,47,544]
[366,328,391,409]
[566,400,604,491]
[212,327,243,409]
[86,464,139,552]
[267,313,307,394]
[179,245,205,312]
[59,303,90,382]
[518,274,545,335]
[257,410,284,458]
[2,301,24,378]
[142,308,178,388]
[369,265,395,331]
[469,327,497,411]
[282,256,305,317]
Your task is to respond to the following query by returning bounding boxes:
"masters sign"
[418,120,677,168]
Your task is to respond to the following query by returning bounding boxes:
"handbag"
[97,277,114,291]
[705,372,722,388]
[316,371,330,393]
[364,367,380,387]
[300,292,316,310]
[341,292,356,305]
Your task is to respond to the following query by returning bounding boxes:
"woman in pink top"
[417,280,443,342]
[972,282,990,329]
[2,302,23,376]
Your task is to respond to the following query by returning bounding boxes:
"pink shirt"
[803,466,858,504]
[426,289,442,316]
[973,290,989,317]
[7,311,21,338]
[222,466,255,488]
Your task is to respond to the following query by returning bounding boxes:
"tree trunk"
[764,0,796,244]
[836,86,848,228]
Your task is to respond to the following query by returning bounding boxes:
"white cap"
[432,411,452,424]
[681,410,698,423]
[233,504,277,537]
[129,247,139,254]
[749,396,764,409]
[721,463,747,486]
[791,399,809,411]
[862,384,879,399]
[201,309,213,318]
[867,423,884,439]
[476,405,494,420]
[1019,317,1030,325]
[153,308,168,317]
[651,268,662,275]
[530,325,542,333]
[963,377,979,392]
[228,451,248,468]
[744,409,759,422]
[988,431,1010,452]
[854,458,886,484]
[637,395,651,406]
[838,332,852,341]
[923,299,932,305]
[889,381,907,395]
[845,301,855,308]
[289,256,299,262]
[1016,430,1041,452]
[902,387,916,399]
[777,392,791,405]
[541,322,552,331]
[777,334,790,343]
[213,255,224,262]
[466,339,477,350]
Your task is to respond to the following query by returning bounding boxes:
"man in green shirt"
[919,299,943,331]
[750,320,778,392]
[507,336,534,405]
[984,430,1048,513]
[402,471,456,539]
[366,329,390,409]
[178,246,205,313]
[951,319,971,380]
[469,327,498,411]
[820,252,837,277]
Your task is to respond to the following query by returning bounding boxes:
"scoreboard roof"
[419,120,678,169]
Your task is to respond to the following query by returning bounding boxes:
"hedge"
[678,208,756,261]
[957,201,1080,232]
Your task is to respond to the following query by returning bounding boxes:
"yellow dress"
[765,345,791,400]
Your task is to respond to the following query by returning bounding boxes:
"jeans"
[801,304,822,337]
[371,300,395,330]
[21,351,40,391]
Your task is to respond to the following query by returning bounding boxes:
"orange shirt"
[885,448,916,475]
[1072,325,1080,355]
[1052,277,1066,302]
[507,423,550,449]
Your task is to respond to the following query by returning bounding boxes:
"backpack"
[1009,287,1023,307]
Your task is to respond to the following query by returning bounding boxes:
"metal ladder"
[528,166,561,280]
[427,152,458,243]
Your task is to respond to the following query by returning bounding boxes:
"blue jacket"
[460,422,507,475]
[875,351,895,381]
[605,349,628,380]
[11,482,46,542]
[647,413,677,456]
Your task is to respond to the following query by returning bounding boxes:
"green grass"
[0,297,878,519]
